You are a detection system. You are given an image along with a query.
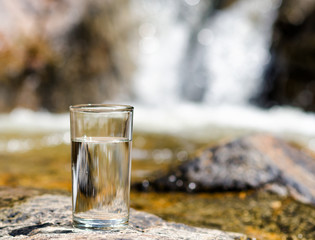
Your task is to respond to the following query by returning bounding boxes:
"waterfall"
[131,0,281,106]
[1,0,315,152]
[125,0,315,149]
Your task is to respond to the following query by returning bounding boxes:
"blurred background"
[1,0,315,155]
[1,0,315,137]
[0,0,314,110]
[1,0,315,238]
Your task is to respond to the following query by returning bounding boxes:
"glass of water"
[70,104,133,230]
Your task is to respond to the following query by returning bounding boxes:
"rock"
[134,134,315,205]
[254,0,315,111]
[0,186,68,209]
[0,0,135,112]
[0,193,246,240]
[0,187,41,209]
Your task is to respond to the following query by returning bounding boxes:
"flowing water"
[0,122,315,239]
[131,0,281,105]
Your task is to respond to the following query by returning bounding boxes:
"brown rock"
[0,0,135,112]
[135,134,315,205]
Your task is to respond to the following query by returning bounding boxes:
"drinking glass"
[70,104,133,230]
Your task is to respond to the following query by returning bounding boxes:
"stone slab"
[0,194,246,240]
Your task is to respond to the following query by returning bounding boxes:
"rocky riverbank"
[1,132,315,239]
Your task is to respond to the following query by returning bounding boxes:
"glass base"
[73,216,129,230]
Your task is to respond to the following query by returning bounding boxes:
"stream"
[1,123,315,239]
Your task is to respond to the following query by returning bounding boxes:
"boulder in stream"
[134,134,315,205]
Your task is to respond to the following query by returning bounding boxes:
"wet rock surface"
[135,134,315,205]
[0,193,246,240]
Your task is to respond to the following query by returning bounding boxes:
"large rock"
[254,0,315,111]
[0,0,135,112]
[0,193,245,240]
[134,134,315,205]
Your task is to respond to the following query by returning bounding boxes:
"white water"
[1,104,315,153]
[132,0,281,105]
[204,0,280,104]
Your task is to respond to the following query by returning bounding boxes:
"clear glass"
[70,104,133,230]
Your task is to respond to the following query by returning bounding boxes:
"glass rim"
[69,104,134,113]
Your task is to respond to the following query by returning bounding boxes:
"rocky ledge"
[0,192,246,240]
